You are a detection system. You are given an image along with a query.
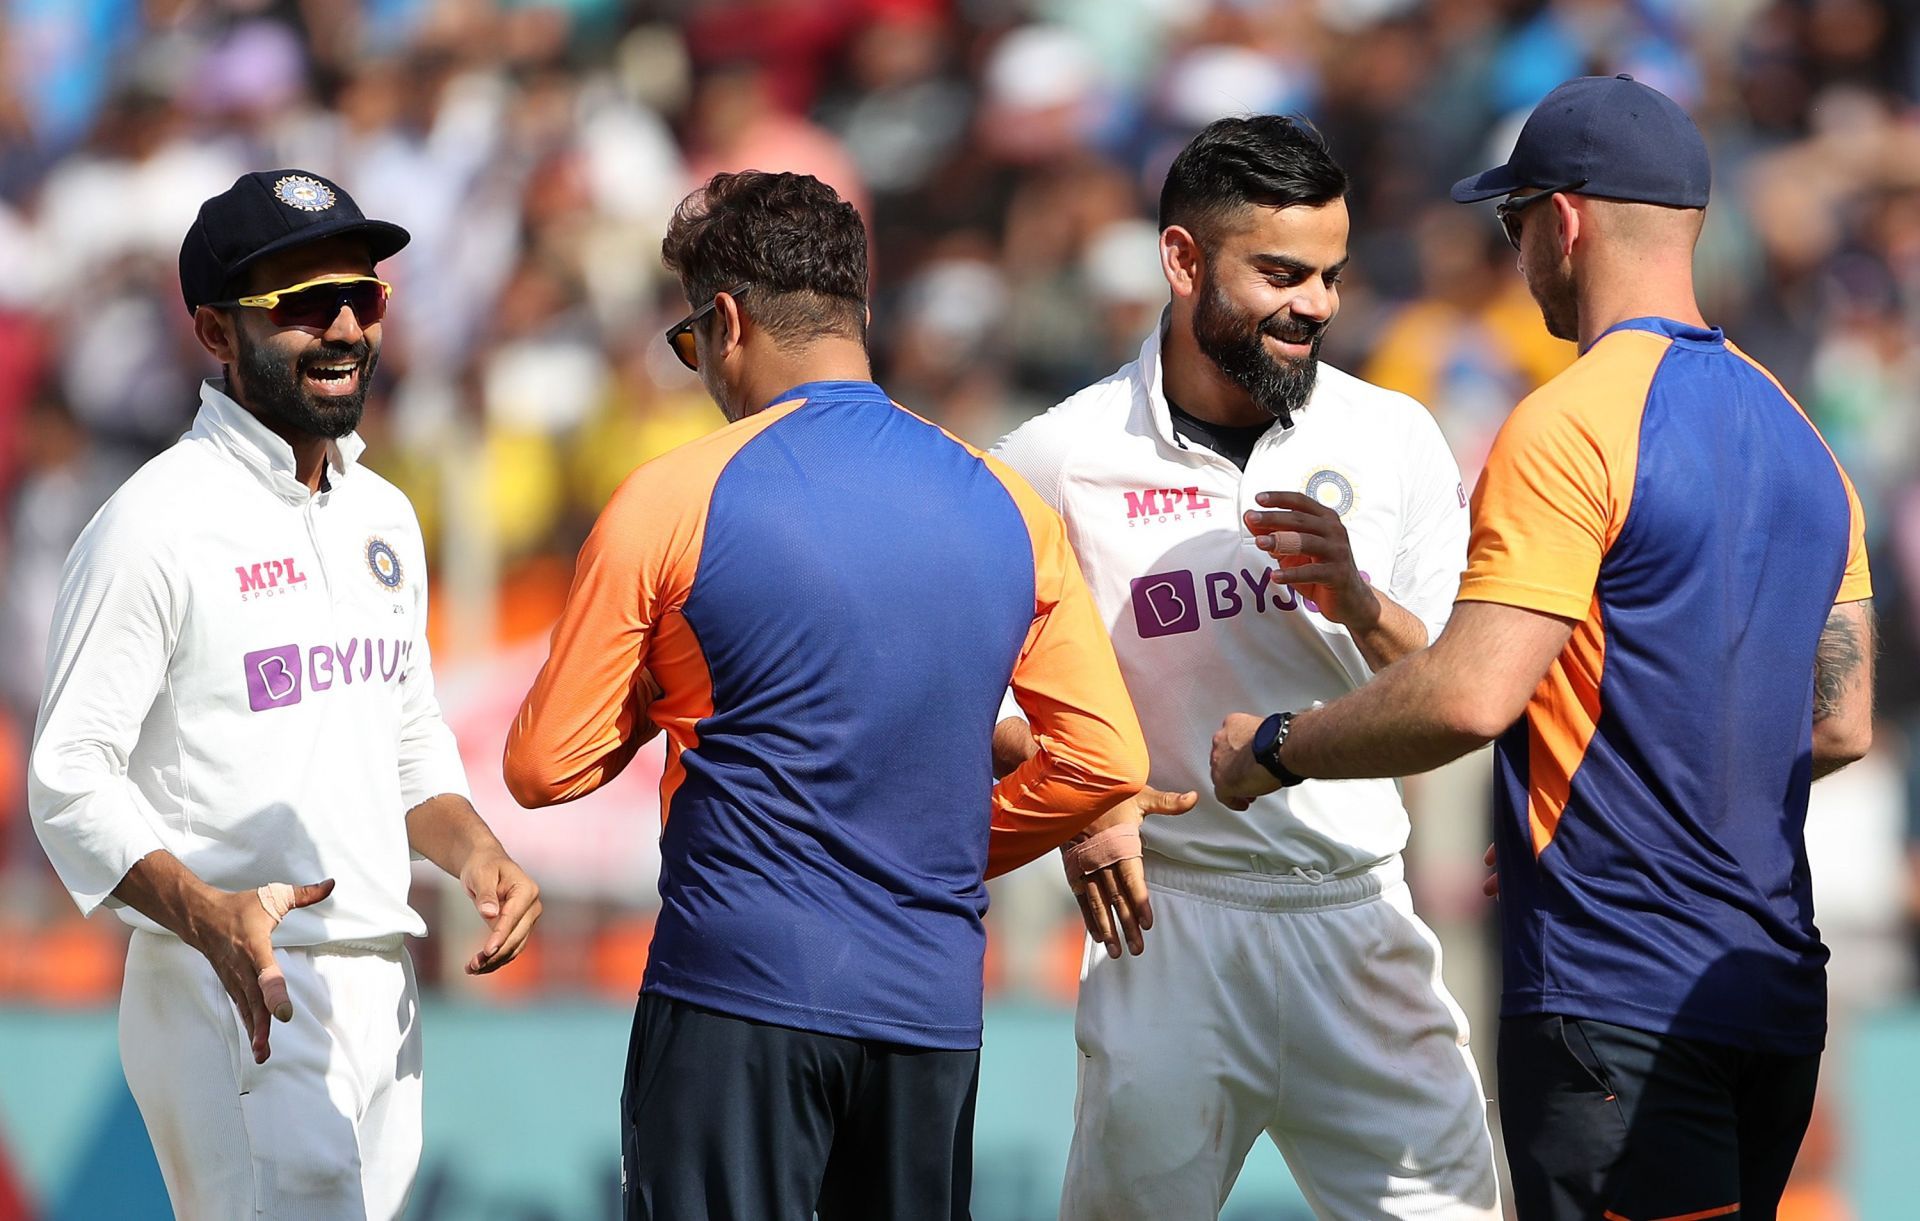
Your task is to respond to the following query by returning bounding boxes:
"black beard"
[233,331,377,440]
[1193,279,1323,425]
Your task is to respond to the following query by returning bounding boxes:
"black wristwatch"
[1251,712,1308,788]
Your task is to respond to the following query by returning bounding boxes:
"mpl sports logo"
[236,557,309,601]
[243,637,413,712]
[1122,486,1215,526]
[1130,565,1353,637]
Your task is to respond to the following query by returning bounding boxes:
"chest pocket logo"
[366,537,405,591]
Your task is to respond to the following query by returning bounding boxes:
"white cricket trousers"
[1061,854,1500,1220]
[119,929,424,1220]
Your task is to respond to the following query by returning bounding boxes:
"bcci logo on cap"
[366,538,404,590]
[274,175,336,212]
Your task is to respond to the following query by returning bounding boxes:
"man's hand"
[1210,712,1281,811]
[992,715,1037,779]
[1244,491,1378,629]
[458,848,542,974]
[1063,786,1197,958]
[405,794,543,976]
[632,668,665,748]
[181,878,336,1065]
[1483,843,1498,897]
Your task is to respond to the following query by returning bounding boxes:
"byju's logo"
[1131,572,1200,637]
[1130,565,1367,639]
[244,645,303,711]
[242,638,412,712]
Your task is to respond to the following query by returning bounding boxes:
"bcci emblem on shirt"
[366,538,404,590]
[1304,468,1355,515]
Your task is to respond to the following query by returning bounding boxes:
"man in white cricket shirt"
[992,118,1499,1218]
[28,170,541,1220]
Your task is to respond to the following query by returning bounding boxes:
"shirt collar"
[192,379,366,498]
[1589,315,1726,353]
[1137,313,1180,447]
[1134,312,1295,455]
[760,378,889,413]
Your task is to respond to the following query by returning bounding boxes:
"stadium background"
[0,0,1918,1216]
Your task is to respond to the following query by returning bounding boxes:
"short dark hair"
[661,170,868,347]
[1158,116,1349,247]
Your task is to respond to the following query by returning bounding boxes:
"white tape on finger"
[257,882,297,922]
[1060,825,1142,880]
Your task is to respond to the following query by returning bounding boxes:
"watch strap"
[1253,712,1308,788]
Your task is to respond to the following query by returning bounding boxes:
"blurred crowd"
[0,0,1917,1072]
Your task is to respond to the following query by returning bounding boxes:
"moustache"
[297,341,373,373]
[1259,317,1325,348]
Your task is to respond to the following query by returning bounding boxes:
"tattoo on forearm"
[1813,606,1868,722]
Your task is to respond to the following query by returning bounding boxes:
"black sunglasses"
[665,284,751,371]
[1495,181,1586,251]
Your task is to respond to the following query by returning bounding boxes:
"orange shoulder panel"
[503,400,804,808]
[1458,329,1667,620]
[978,454,1149,878]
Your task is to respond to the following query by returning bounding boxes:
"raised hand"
[1244,490,1379,628]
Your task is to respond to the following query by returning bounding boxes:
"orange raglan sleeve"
[1456,387,1631,621]
[502,457,706,808]
[983,456,1149,879]
[1835,462,1873,603]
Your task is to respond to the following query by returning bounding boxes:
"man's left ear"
[713,290,746,362]
[192,305,238,364]
[1553,194,1581,258]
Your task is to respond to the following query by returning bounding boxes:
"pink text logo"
[236,558,309,600]
[1123,487,1214,524]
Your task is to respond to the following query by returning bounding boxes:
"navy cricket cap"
[178,170,410,315]
[1451,75,1710,208]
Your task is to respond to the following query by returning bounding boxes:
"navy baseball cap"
[1451,75,1709,208]
[179,170,410,314]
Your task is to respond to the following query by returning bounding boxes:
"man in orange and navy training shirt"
[503,170,1148,1221]
[1208,78,1874,1220]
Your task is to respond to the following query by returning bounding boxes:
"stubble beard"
[1525,247,1580,343]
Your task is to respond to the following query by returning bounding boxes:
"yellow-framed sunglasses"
[208,273,393,330]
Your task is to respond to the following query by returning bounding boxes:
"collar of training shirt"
[758,378,894,415]
[194,378,366,503]
[1136,313,1299,466]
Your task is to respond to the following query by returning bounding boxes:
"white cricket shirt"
[29,380,470,944]
[993,323,1468,876]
